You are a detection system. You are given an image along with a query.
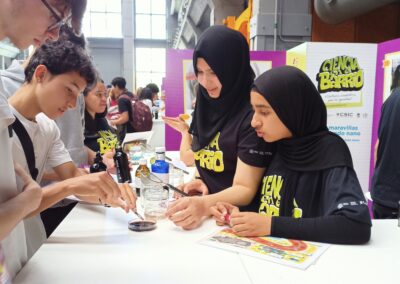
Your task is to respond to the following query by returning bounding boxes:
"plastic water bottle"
[151,146,169,184]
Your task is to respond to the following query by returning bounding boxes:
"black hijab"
[253,66,353,216]
[189,25,255,151]
[252,66,353,172]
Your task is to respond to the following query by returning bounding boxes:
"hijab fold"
[189,25,254,151]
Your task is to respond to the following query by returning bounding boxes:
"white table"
[14,204,400,284]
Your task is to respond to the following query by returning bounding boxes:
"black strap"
[11,116,38,180]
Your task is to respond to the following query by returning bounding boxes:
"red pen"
[224,213,231,224]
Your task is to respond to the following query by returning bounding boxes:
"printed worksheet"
[200,228,330,270]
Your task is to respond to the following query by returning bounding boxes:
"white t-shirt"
[10,106,73,260]
[0,83,28,279]
[0,59,88,166]
[11,107,73,183]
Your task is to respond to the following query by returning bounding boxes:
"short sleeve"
[237,111,275,168]
[118,98,131,114]
[45,121,72,168]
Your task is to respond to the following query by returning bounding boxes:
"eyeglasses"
[40,0,67,32]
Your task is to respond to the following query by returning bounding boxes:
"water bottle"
[114,143,132,183]
[151,146,169,184]
[90,151,107,173]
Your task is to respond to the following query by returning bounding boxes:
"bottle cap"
[155,146,166,153]
[139,158,147,165]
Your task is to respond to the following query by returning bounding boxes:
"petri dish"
[128,220,157,232]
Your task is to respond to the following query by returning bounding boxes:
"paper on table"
[199,228,330,270]
[122,131,154,147]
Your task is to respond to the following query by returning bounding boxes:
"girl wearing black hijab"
[211,66,371,244]
[166,26,275,230]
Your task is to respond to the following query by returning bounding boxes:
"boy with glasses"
[0,0,87,280]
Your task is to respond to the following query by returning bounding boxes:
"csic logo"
[316,55,364,93]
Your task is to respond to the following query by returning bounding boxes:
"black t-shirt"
[194,106,275,195]
[117,92,135,141]
[252,154,371,244]
[84,117,116,153]
[371,90,400,209]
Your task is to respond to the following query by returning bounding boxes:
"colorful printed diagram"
[200,228,330,270]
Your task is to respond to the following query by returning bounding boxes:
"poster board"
[287,42,378,194]
[200,228,329,270]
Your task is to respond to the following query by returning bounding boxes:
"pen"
[166,161,190,175]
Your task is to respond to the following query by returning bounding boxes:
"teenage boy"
[0,0,88,279]
[9,34,136,239]
[0,25,115,173]
[0,0,86,240]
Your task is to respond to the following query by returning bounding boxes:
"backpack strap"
[11,116,39,180]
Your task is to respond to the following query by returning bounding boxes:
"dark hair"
[59,24,87,49]
[146,83,159,94]
[139,87,153,101]
[84,79,108,133]
[56,0,87,34]
[83,77,104,97]
[391,65,400,91]
[25,40,96,88]
[111,77,126,89]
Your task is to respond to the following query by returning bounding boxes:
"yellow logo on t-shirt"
[258,174,302,218]
[97,130,118,154]
[194,132,224,172]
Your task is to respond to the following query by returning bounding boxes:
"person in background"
[139,87,154,110]
[107,87,118,108]
[109,77,135,142]
[0,0,87,279]
[135,86,143,101]
[390,65,400,91]
[165,26,274,230]
[146,83,160,104]
[84,79,117,153]
[371,88,400,219]
[211,66,371,245]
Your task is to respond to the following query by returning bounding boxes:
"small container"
[135,158,150,197]
[143,183,168,221]
[90,151,107,173]
[129,145,143,165]
[128,220,156,232]
[169,168,184,200]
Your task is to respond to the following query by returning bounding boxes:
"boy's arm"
[1,165,42,240]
